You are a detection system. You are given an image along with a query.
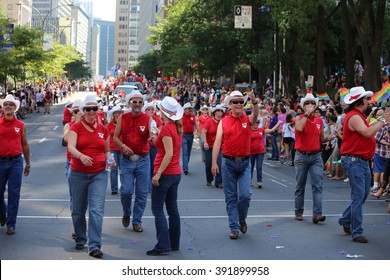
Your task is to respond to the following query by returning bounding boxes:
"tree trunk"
[315,5,326,93]
[340,0,356,88]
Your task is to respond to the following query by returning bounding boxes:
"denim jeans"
[0,156,23,229]
[151,174,181,251]
[65,158,70,178]
[110,150,121,193]
[339,156,371,238]
[199,135,206,161]
[250,153,265,183]
[120,154,150,225]
[294,152,324,217]
[182,133,194,171]
[68,169,108,252]
[149,145,158,180]
[269,134,279,159]
[205,149,222,185]
[221,157,252,231]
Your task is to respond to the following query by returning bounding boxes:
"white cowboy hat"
[80,95,98,111]
[212,104,225,113]
[142,101,156,113]
[223,90,248,106]
[107,104,124,120]
[343,86,373,105]
[69,99,82,112]
[183,102,193,110]
[0,94,20,111]
[125,90,144,105]
[157,96,184,121]
[300,92,319,108]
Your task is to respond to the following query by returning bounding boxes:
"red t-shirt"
[120,112,151,154]
[153,122,182,175]
[107,122,120,151]
[70,122,109,173]
[198,115,211,133]
[221,114,251,157]
[182,113,196,134]
[294,115,323,152]
[250,128,266,154]
[0,117,24,157]
[63,107,72,123]
[341,109,375,160]
[203,118,220,147]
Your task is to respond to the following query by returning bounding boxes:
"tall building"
[0,0,32,26]
[91,19,115,77]
[71,4,89,61]
[114,0,139,71]
[138,0,164,57]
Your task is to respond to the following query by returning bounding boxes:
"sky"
[91,0,116,22]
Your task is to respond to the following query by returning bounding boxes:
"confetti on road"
[276,246,284,249]
[188,245,194,251]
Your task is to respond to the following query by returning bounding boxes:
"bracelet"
[121,144,126,149]
[379,118,387,125]
[303,114,309,118]
[26,164,31,167]
[252,102,258,105]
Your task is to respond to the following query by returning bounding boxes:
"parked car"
[123,82,143,93]
[113,85,138,100]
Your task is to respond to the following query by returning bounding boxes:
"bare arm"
[348,114,386,138]
[248,95,259,124]
[211,120,223,177]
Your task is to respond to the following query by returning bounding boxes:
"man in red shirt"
[339,86,390,243]
[0,94,31,235]
[114,90,153,233]
[211,91,258,239]
[294,91,334,224]
[181,102,198,174]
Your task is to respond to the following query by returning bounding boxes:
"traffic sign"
[234,5,252,29]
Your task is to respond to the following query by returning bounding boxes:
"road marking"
[53,126,58,130]
[39,137,47,143]
[271,179,289,188]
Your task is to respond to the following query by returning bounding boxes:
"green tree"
[64,59,91,80]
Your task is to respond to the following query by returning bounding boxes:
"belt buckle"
[236,157,243,162]
[129,154,140,161]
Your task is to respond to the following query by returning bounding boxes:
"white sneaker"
[343,178,349,183]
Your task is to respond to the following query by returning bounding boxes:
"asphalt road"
[1,92,389,261]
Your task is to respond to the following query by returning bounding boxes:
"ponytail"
[175,120,183,135]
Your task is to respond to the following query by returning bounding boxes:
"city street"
[0,92,389,260]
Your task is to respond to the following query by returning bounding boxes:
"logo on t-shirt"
[242,123,247,128]
[98,132,104,139]
[316,124,321,130]
[14,127,20,133]
[140,126,146,132]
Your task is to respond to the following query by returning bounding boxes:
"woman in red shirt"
[197,105,211,162]
[147,97,183,256]
[67,95,111,258]
[107,105,124,195]
[202,105,224,188]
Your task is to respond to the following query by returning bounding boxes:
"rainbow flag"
[324,156,331,171]
[339,88,349,100]
[373,80,390,104]
[317,92,330,100]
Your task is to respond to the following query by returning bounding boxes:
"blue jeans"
[110,150,121,193]
[182,133,194,171]
[151,174,181,251]
[221,157,252,231]
[68,169,108,252]
[270,134,279,159]
[199,135,206,161]
[250,153,265,183]
[205,149,222,185]
[149,145,158,178]
[294,152,324,217]
[120,155,150,225]
[0,156,23,229]
[65,158,70,178]
[339,156,371,238]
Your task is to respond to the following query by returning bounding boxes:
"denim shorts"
[373,153,386,173]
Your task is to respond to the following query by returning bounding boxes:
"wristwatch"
[379,118,387,125]
[303,114,309,118]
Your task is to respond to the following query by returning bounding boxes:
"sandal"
[371,189,383,199]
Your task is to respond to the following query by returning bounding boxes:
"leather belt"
[342,154,365,160]
[122,153,148,161]
[223,155,250,162]
[0,154,22,161]
[298,151,320,156]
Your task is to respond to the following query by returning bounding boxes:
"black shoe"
[75,244,85,250]
[146,249,168,256]
[343,226,352,235]
[0,214,6,227]
[89,249,103,258]
[266,157,273,160]
[183,170,188,175]
[353,236,368,243]
[230,231,239,239]
[312,215,326,224]
[239,220,247,234]
[71,232,76,239]
[6,227,15,235]
[111,191,118,195]
[122,215,130,228]
[133,224,143,232]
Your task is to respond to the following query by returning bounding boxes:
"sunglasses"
[84,107,98,112]
[304,101,316,105]
[131,100,144,104]
[3,102,15,107]
[231,100,245,105]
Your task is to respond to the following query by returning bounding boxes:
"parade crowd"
[1,71,390,258]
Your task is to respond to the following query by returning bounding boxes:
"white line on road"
[39,137,47,143]
[53,126,58,130]
[271,179,289,188]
